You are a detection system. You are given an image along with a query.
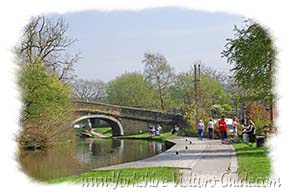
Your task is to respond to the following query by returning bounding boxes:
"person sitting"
[171,124,179,134]
[149,126,154,136]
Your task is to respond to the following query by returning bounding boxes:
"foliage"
[18,63,73,149]
[177,128,197,137]
[168,72,193,111]
[142,52,176,111]
[71,79,107,102]
[222,20,275,101]
[179,72,228,126]
[210,104,225,118]
[106,72,156,109]
[233,143,271,183]
[201,64,230,87]
[246,102,272,135]
[199,75,227,108]
[15,16,79,81]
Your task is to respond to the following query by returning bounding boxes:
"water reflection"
[19,138,171,181]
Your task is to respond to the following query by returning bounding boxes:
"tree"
[142,52,175,111]
[106,72,156,109]
[15,16,80,81]
[222,20,275,101]
[167,68,228,127]
[18,63,73,149]
[71,79,107,102]
[168,71,194,110]
[246,102,272,136]
[201,64,230,86]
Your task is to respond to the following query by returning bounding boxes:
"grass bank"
[47,167,179,185]
[233,142,271,183]
[93,127,112,137]
[75,127,113,137]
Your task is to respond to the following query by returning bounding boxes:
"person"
[232,117,240,143]
[218,115,229,144]
[171,124,179,134]
[207,118,215,139]
[197,119,205,140]
[243,119,256,142]
[149,125,154,136]
[155,124,162,136]
[87,120,93,133]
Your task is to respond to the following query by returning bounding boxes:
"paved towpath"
[96,137,238,182]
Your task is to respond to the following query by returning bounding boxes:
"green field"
[47,167,179,185]
[233,143,271,183]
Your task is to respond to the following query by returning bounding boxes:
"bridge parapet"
[72,101,187,135]
[72,101,121,117]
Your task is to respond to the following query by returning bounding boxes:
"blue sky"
[52,8,245,82]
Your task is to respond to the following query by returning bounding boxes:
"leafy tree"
[222,20,275,101]
[142,52,176,111]
[168,72,194,111]
[246,102,272,136]
[15,16,80,81]
[199,75,227,108]
[18,63,73,149]
[168,68,228,126]
[71,79,107,102]
[106,72,156,109]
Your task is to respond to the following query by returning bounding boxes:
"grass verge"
[233,142,271,183]
[47,167,179,185]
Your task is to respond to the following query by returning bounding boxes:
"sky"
[51,8,245,82]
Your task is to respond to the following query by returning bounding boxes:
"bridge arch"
[72,114,124,136]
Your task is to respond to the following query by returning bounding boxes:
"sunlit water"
[18,138,173,181]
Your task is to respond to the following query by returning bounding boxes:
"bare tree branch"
[15,15,80,81]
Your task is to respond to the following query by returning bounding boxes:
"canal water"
[18,138,173,181]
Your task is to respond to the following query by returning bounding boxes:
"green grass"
[47,167,179,185]
[93,127,112,137]
[233,142,271,183]
[116,131,177,142]
[75,127,112,137]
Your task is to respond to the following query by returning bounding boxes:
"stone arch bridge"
[72,101,187,136]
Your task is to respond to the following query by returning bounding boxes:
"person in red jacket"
[218,115,228,144]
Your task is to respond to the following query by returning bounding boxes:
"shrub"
[18,63,74,150]
[247,102,271,136]
[178,128,197,137]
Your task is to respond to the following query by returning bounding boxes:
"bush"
[247,102,272,136]
[18,63,74,150]
[178,128,197,137]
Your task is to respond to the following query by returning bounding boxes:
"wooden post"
[194,63,201,128]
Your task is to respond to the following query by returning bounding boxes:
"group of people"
[149,124,162,136]
[197,116,256,144]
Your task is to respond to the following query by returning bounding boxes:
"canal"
[18,138,173,181]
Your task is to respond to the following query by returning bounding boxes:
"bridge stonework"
[72,101,187,136]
